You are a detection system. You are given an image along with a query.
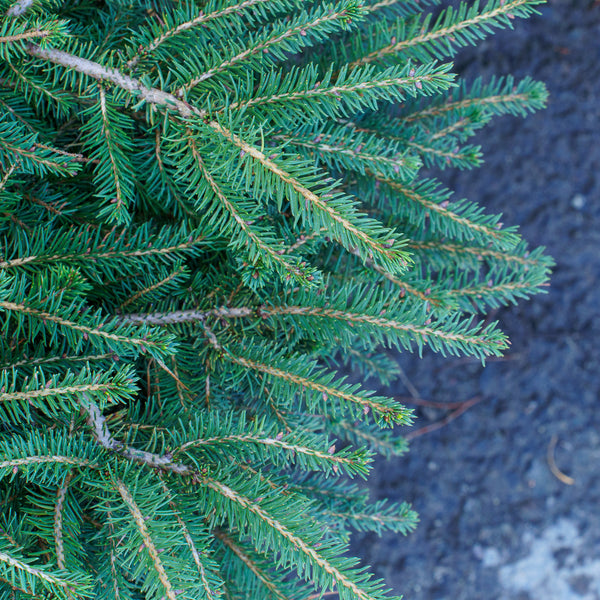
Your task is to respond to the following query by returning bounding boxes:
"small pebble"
[571,193,585,210]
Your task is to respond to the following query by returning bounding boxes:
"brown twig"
[547,434,574,485]
[395,395,478,410]
[405,395,483,440]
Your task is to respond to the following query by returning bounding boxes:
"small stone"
[570,193,585,210]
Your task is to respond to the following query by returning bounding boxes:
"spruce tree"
[0,0,551,598]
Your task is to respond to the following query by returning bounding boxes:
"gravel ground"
[350,1,600,598]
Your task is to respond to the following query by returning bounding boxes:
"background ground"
[350,0,600,598]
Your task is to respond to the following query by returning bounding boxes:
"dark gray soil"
[350,1,600,598]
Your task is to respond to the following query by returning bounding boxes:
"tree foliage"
[0,0,550,598]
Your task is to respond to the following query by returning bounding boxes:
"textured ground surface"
[350,0,600,598]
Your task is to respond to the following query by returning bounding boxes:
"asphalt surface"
[350,1,600,598]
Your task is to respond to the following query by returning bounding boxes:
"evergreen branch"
[159,479,222,600]
[408,238,552,269]
[323,501,417,535]
[350,0,543,66]
[403,76,548,122]
[0,455,95,470]
[4,61,76,118]
[22,43,407,274]
[284,228,327,254]
[210,121,407,273]
[0,124,79,177]
[80,393,195,476]
[178,429,370,477]
[214,528,290,600]
[0,17,70,60]
[31,142,90,162]
[341,116,483,169]
[0,298,172,358]
[225,62,454,118]
[0,431,102,483]
[276,125,420,181]
[430,117,476,140]
[118,264,187,310]
[0,28,52,43]
[375,177,514,247]
[115,479,178,600]
[261,300,508,359]
[0,352,114,372]
[0,366,137,423]
[184,129,309,283]
[54,471,73,570]
[205,477,394,600]
[83,85,135,223]
[108,549,123,600]
[0,161,18,190]
[26,44,198,117]
[0,380,122,403]
[175,1,360,94]
[335,419,409,458]
[126,0,279,69]
[348,246,445,307]
[221,347,406,424]
[117,306,252,326]
[0,226,207,273]
[0,548,89,599]
[405,138,482,169]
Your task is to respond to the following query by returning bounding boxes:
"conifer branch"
[0,230,207,270]
[206,477,387,600]
[214,529,290,600]
[54,472,73,570]
[118,265,187,309]
[126,0,276,69]
[0,136,77,176]
[261,303,508,357]
[349,246,444,307]
[408,239,550,268]
[115,479,178,600]
[184,129,306,281]
[117,306,252,326]
[222,348,405,423]
[97,86,126,219]
[377,178,509,245]
[0,380,121,403]
[404,77,548,122]
[21,44,406,273]
[0,161,18,190]
[0,298,170,357]
[0,28,52,43]
[159,479,222,600]
[179,432,368,476]
[210,121,406,271]
[350,0,541,66]
[0,550,81,598]
[0,352,114,372]
[175,4,357,94]
[80,393,195,476]
[0,455,95,470]
[26,44,198,117]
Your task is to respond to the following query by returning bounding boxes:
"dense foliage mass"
[0,0,551,598]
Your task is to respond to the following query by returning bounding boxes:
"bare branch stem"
[80,393,195,476]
